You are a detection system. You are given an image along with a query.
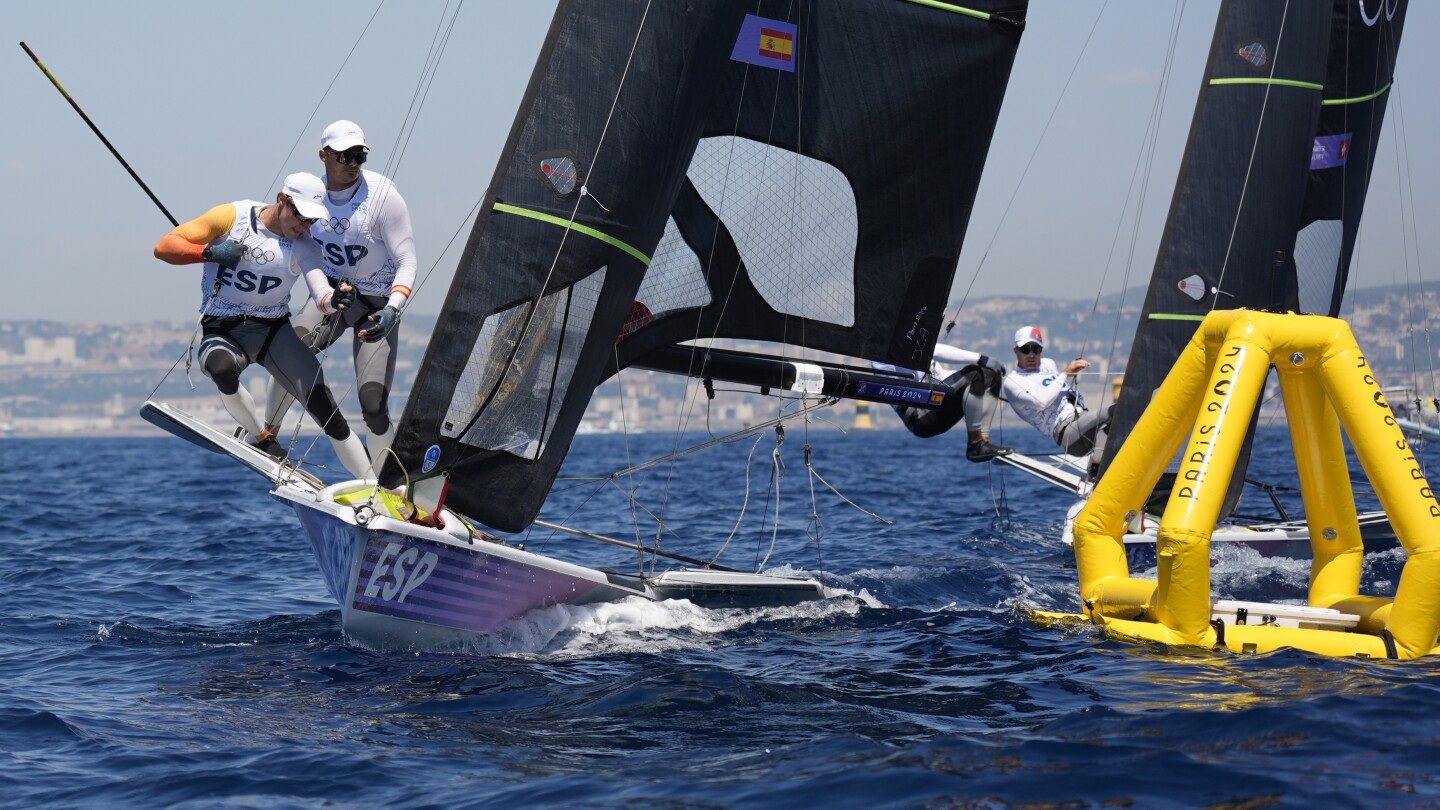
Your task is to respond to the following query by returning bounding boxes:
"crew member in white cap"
[261,120,418,467]
[152,173,373,479]
[1002,325,1108,457]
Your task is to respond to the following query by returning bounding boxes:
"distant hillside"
[2,283,1435,436]
[940,281,1438,387]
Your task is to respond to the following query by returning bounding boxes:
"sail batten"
[493,204,652,265]
[1208,77,1325,90]
[1321,83,1391,105]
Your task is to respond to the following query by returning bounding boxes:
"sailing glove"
[201,240,247,269]
[361,306,399,343]
[330,281,356,312]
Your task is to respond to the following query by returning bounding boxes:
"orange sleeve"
[153,204,236,264]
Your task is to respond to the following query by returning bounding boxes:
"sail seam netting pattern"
[1294,220,1344,313]
[443,269,607,458]
[685,136,857,326]
[638,220,713,317]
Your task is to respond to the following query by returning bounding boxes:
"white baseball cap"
[281,172,329,220]
[320,120,367,152]
[1014,326,1044,348]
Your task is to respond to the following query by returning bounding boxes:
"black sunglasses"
[284,197,319,225]
[1017,344,1043,355]
[330,147,368,166]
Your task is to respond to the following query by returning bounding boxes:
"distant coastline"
[2,284,1434,439]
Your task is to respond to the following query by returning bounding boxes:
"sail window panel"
[440,268,607,460]
[689,136,857,327]
[635,217,713,317]
[1294,219,1343,315]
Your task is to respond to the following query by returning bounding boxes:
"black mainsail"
[387,0,1028,531]
[1098,0,1407,483]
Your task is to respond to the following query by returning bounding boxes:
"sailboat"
[1383,386,1440,441]
[993,0,1410,564]
[144,0,1030,649]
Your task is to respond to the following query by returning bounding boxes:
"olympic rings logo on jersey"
[247,247,278,266]
[322,216,351,234]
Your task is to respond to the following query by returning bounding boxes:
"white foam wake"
[466,591,872,658]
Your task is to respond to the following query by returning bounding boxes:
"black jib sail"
[387,0,1028,531]
[1098,0,1407,483]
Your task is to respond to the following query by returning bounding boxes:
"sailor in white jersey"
[262,120,417,467]
[1002,325,1109,458]
[153,173,372,479]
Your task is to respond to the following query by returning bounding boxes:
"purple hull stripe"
[294,504,355,604]
[352,530,606,632]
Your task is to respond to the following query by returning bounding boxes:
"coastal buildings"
[3,286,1436,438]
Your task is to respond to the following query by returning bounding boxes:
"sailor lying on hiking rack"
[1003,325,1110,459]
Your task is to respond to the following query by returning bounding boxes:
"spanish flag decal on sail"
[731,14,797,73]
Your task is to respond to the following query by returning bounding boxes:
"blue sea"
[2,425,1438,809]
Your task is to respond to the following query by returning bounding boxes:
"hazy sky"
[3,1,1435,324]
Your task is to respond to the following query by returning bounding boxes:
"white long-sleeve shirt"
[313,170,417,311]
[1003,358,1083,439]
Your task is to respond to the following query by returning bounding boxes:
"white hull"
[144,400,837,651]
[1396,416,1440,442]
[997,450,1399,563]
[273,479,837,650]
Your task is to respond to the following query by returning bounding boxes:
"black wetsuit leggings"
[199,315,352,440]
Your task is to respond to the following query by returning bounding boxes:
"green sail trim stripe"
[900,0,990,21]
[494,203,651,265]
[1149,313,1208,322]
[1321,83,1391,106]
[1209,77,1324,91]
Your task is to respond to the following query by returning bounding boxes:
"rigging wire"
[435,0,655,485]
[942,0,1111,336]
[593,396,836,479]
[1208,0,1293,308]
[709,433,767,567]
[800,418,826,574]
[263,1,388,198]
[383,1,462,181]
[1088,0,1189,407]
[1390,75,1438,442]
[604,343,648,576]
[806,463,892,526]
[755,427,786,572]
[276,1,465,471]
[1388,87,1437,455]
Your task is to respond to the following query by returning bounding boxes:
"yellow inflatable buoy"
[1043,310,1440,659]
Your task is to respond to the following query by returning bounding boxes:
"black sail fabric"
[388,0,1028,531]
[1098,0,1406,483]
[1297,0,1407,317]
